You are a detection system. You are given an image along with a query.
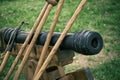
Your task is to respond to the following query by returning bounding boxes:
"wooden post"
[33,0,64,77]
[34,0,87,79]
[4,3,49,80]
[14,4,53,80]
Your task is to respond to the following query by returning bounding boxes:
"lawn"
[0,0,120,80]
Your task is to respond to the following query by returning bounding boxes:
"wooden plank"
[11,43,74,66]
[67,68,94,80]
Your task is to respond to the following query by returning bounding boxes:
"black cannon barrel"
[1,28,103,55]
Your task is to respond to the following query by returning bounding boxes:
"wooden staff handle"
[0,29,15,75]
[0,32,13,75]
[14,4,53,80]
[34,0,87,79]
[4,2,49,80]
[33,0,64,77]
[0,21,24,76]
[0,51,10,75]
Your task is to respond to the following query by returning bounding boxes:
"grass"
[0,0,120,80]
[92,58,120,80]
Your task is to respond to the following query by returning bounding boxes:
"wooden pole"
[34,0,87,79]
[0,51,10,75]
[14,4,53,80]
[0,33,13,75]
[33,0,64,77]
[4,2,49,80]
[0,21,24,75]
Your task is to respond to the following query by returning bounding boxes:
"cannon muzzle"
[0,28,103,55]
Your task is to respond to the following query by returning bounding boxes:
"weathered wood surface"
[1,43,94,80]
[11,43,74,66]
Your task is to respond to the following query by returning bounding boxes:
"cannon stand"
[20,46,94,80]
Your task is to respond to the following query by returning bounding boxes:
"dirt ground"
[66,49,118,69]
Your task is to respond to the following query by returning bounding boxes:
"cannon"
[0,0,104,79]
[0,28,103,55]
[0,27,103,80]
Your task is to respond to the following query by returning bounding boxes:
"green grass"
[0,0,120,80]
[0,56,25,80]
[92,58,120,80]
